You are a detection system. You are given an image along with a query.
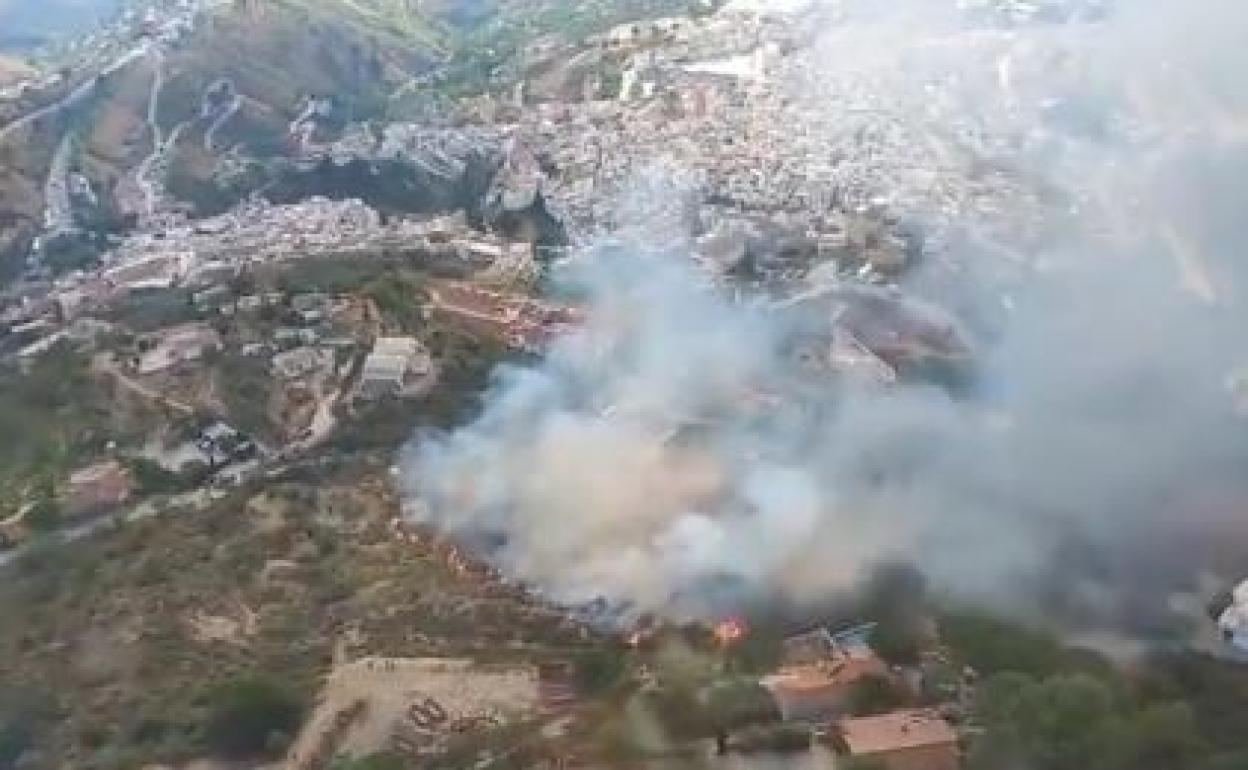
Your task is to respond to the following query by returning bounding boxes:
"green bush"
[23,496,61,532]
[724,625,783,674]
[216,354,274,440]
[732,723,811,753]
[940,610,1064,678]
[0,688,54,770]
[0,717,33,769]
[128,458,185,496]
[970,672,1210,770]
[848,674,908,717]
[704,680,781,733]
[364,271,426,332]
[573,648,628,696]
[203,676,303,759]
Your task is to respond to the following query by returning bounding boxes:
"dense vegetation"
[941,611,1248,770]
[203,675,304,758]
[0,345,116,519]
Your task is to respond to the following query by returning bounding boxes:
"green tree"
[970,673,1114,770]
[364,270,426,332]
[970,672,1211,770]
[702,679,781,734]
[642,684,708,742]
[128,457,184,496]
[0,716,32,769]
[0,688,54,770]
[725,624,783,674]
[179,460,212,488]
[848,674,908,717]
[941,610,1064,677]
[1101,703,1208,770]
[572,648,628,696]
[203,676,303,758]
[23,489,61,533]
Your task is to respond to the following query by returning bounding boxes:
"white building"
[359,337,433,399]
[1219,579,1248,656]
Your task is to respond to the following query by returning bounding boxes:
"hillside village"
[0,0,963,552]
[0,1,1246,770]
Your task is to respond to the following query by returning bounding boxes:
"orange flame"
[714,617,748,646]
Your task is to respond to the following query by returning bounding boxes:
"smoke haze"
[401,0,1248,632]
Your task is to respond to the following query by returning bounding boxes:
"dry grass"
[0,460,611,767]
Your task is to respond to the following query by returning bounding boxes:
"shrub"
[940,610,1063,677]
[848,674,908,717]
[573,648,628,696]
[128,458,185,496]
[203,676,303,758]
[732,723,812,754]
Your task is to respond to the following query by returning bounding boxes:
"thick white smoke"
[401,0,1248,627]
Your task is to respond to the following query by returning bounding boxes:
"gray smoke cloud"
[400,0,1248,630]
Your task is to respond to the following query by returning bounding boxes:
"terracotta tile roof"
[839,710,957,755]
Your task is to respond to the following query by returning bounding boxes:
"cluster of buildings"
[373,124,501,177]
[0,192,534,448]
[24,199,539,332]
[462,24,920,285]
[107,197,385,267]
[755,623,967,770]
[12,198,378,328]
[619,617,967,770]
[440,0,1058,297]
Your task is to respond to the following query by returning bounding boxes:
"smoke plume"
[401,0,1248,631]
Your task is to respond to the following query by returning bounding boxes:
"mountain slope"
[0,0,453,275]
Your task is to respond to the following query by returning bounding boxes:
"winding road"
[204,94,241,152]
[131,43,204,219]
